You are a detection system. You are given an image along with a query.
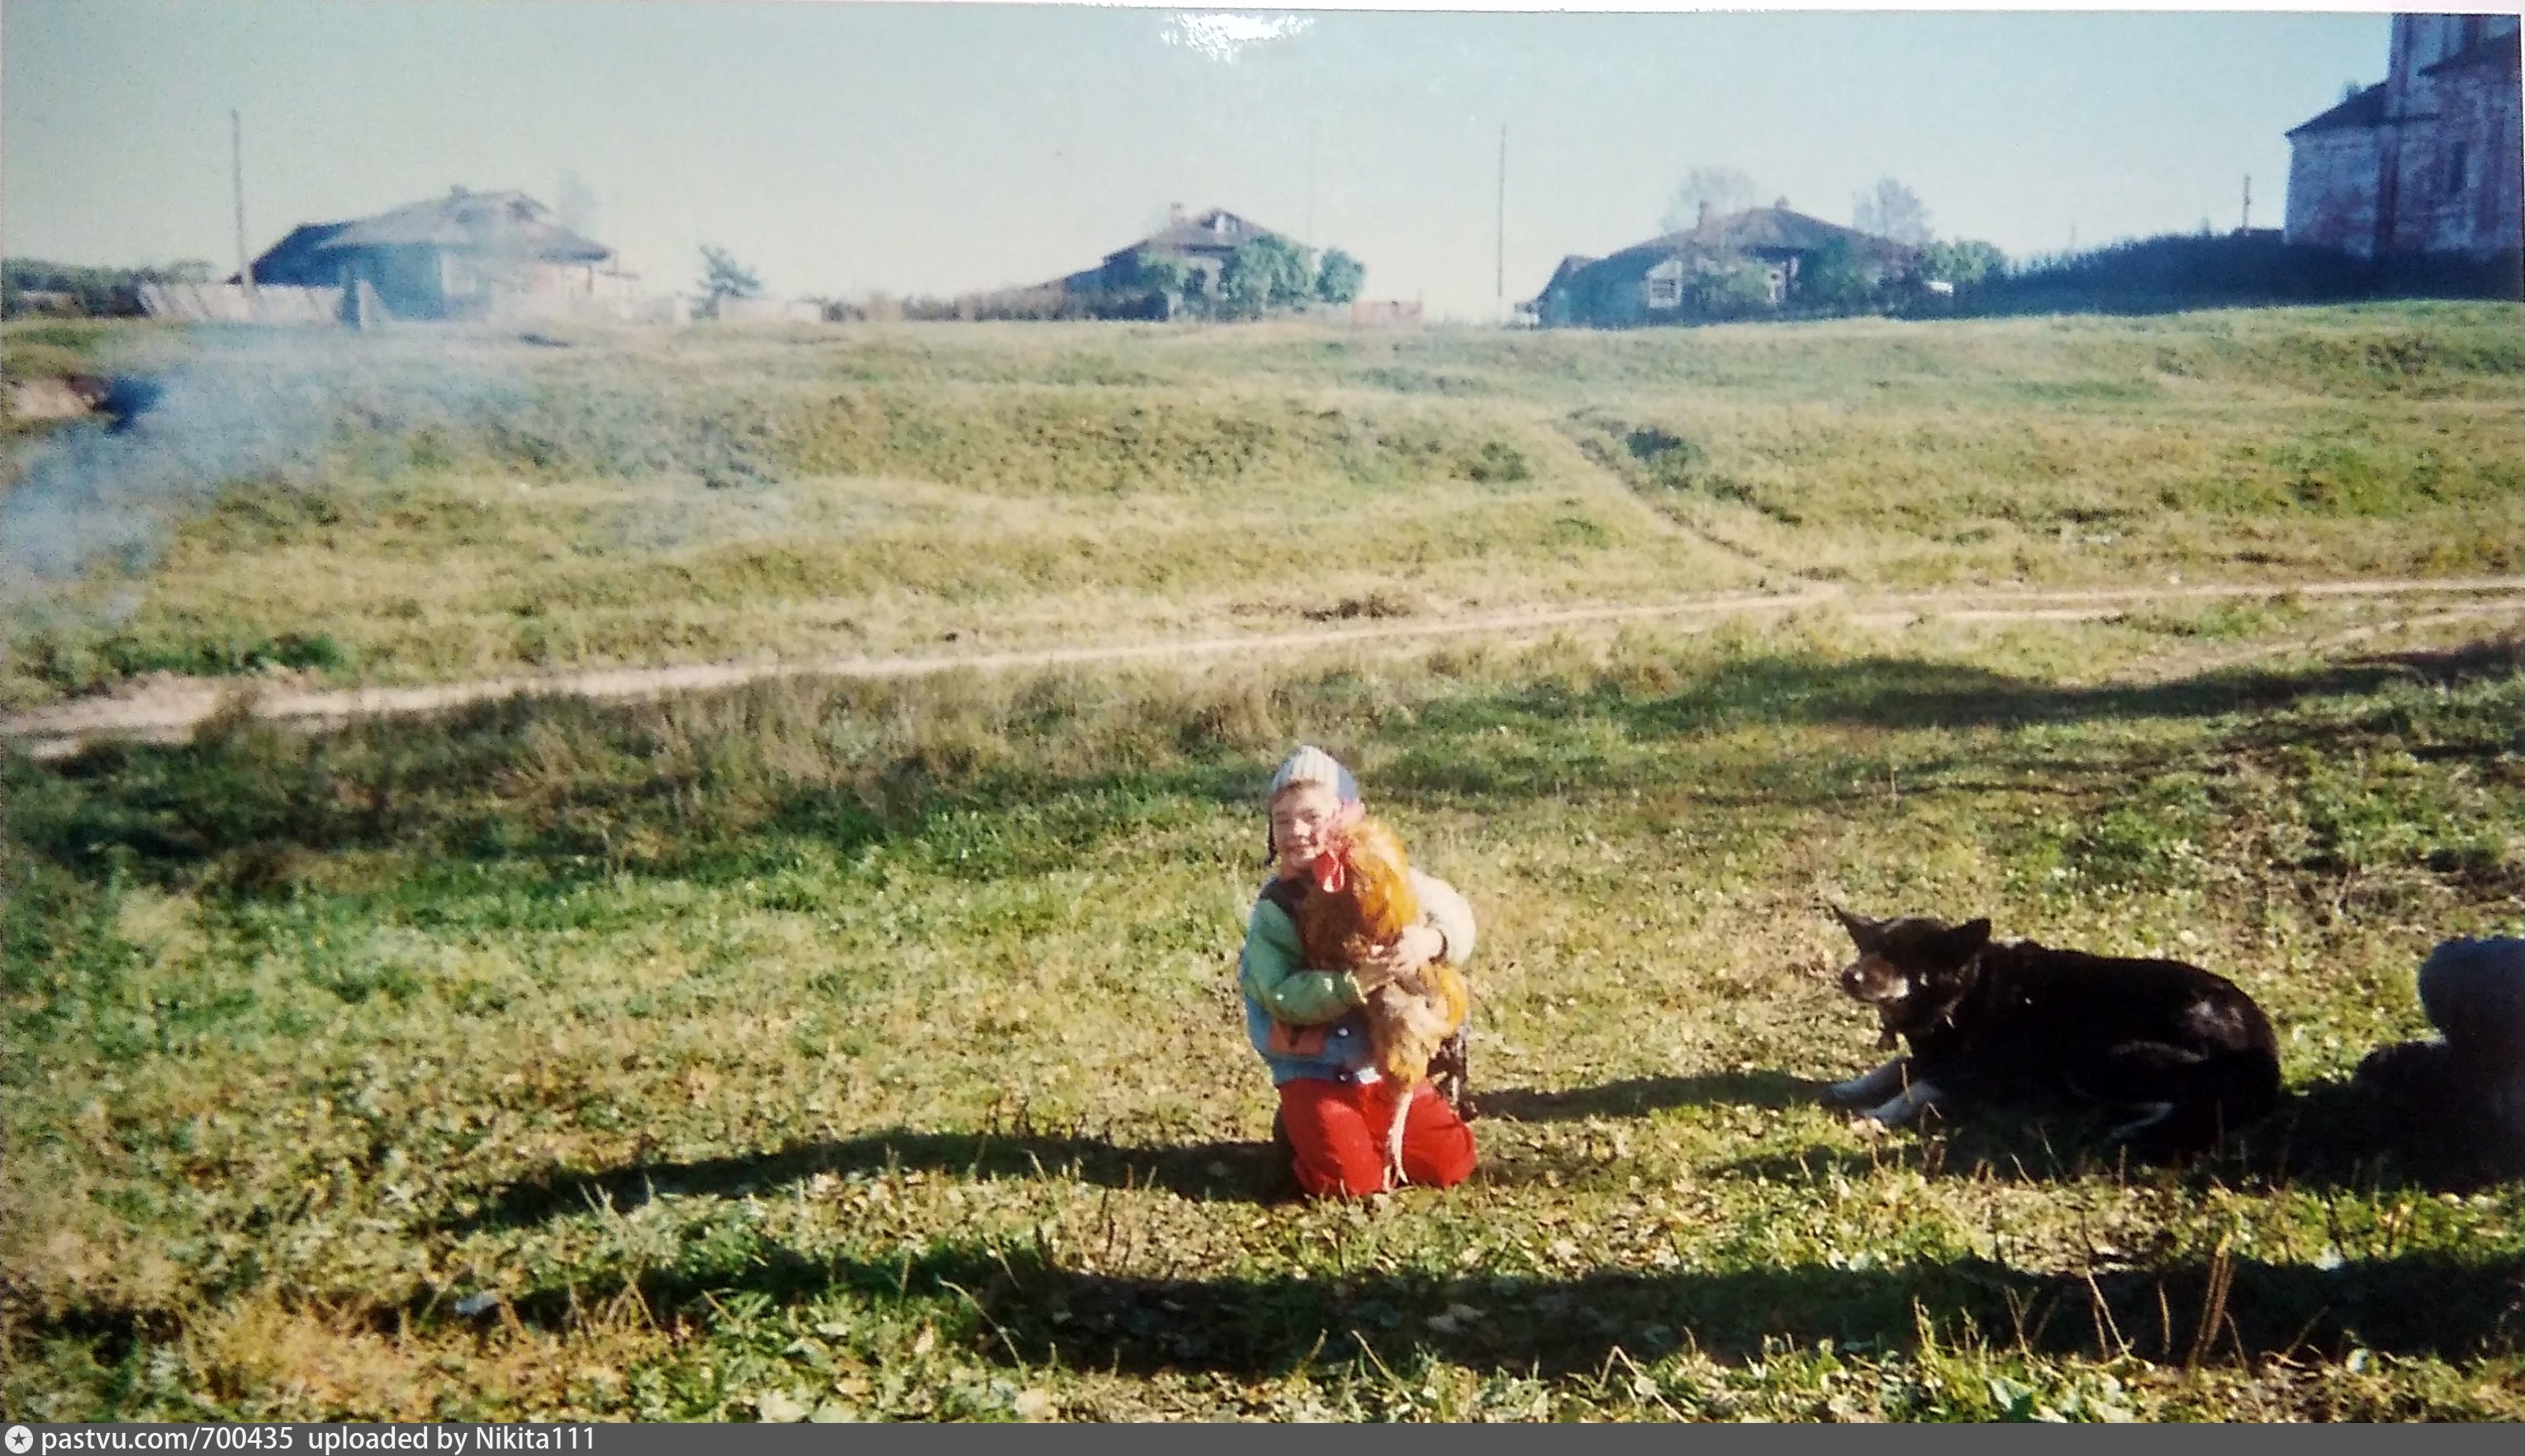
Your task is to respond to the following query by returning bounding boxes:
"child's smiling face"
[1270,780,1344,880]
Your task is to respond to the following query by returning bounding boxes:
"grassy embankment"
[4,303,2520,707]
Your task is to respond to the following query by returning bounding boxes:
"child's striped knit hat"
[1268,745,1360,805]
[1265,746,1360,866]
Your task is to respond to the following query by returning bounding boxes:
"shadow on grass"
[449,1071,1835,1235]
[7,692,1269,894]
[437,1126,1298,1234]
[1714,1075,2522,1196]
[474,1235,2525,1376]
[9,634,2518,899]
[1474,1070,1828,1122]
[1381,636,2525,804]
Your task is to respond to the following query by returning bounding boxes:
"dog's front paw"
[1821,1079,1868,1107]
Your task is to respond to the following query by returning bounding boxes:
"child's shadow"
[1472,1069,1830,1122]
[439,1127,1296,1234]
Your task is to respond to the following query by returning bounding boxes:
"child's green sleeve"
[1239,898,1362,1026]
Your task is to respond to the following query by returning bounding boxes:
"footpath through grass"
[6,616,2523,1420]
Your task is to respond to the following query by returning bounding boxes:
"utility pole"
[1307,117,1317,248]
[1495,123,1506,314]
[231,109,255,304]
[2241,174,2252,233]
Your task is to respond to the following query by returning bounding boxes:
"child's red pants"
[1279,1076,1476,1198]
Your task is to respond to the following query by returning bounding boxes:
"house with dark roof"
[1060,206,1308,294]
[1526,203,1921,327]
[2285,13,2522,258]
[1032,205,1324,317]
[242,187,629,320]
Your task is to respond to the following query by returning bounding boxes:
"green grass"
[8,304,2523,706]
[7,306,2523,1420]
[6,615,2523,1420]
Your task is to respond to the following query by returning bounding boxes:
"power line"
[231,109,255,302]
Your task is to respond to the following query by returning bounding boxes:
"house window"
[1645,258,1683,309]
[2445,142,2468,197]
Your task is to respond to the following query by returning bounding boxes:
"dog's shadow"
[1717,1074,2522,1193]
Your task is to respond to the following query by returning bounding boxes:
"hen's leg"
[1384,1082,1412,1188]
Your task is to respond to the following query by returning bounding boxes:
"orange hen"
[1293,814,1471,1188]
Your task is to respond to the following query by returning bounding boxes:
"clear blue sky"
[2,2,2394,320]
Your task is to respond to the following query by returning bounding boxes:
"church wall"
[2287,15,2522,261]
[2429,53,2524,255]
[2385,51,2524,256]
[2287,126,2385,255]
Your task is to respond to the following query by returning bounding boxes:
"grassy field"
[4,306,2523,1421]
[5,304,2522,706]
[6,617,2524,1420]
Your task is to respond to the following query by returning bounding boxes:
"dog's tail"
[2100,1042,2285,1155]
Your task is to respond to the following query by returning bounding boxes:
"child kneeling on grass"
[1239,745,1478,1198]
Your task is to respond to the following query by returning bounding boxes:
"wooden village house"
[1055,205,1311,315]
[241,187,638,322]
[1526,202,1921,327]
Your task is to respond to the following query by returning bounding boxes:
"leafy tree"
[1132,251,1193,296]
[1798,237,1875,311]
[1659,166,1758,234]
[1220,235,1314,319]
[1853,178,1934,248]
[1128,250,1198,315]
[1920,238,2009,287]
[1315,248,1365,305]
[697,244,763,305]
[1262,241,1317,308]
[1688,259,1778,318]
[1177,262,1214,318]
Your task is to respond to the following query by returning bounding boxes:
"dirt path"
[1560,426,1802,581]
[9,574,2525,760]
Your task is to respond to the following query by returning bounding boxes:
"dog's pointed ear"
[1831,903,1882,951]
[1945,918,1993,959]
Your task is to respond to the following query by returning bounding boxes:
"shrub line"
[8,574,2525,760]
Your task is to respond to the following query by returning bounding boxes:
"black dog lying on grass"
[1820,907,2283,1155]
